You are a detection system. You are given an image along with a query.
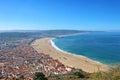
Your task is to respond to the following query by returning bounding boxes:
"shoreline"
[50,38,103,65]
[31,38,110,73]
[57,32,88,38]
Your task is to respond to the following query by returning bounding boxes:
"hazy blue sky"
[0,0,120,31]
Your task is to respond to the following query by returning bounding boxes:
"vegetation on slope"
[48,65,120,80]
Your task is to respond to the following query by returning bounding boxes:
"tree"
[73,71,85,78]
[19,75,24,80]
[33,72,48,80]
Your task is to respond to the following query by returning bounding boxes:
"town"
[0,43,78,79]
[0,31,82,80]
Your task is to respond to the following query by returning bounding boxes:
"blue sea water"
[53,32,120,66]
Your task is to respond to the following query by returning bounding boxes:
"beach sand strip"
[31,38,110,73]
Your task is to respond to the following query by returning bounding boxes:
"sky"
[0,0,120,31]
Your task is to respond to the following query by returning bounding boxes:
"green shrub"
[33,72,48,80]
[73,71,85,78]
[19,75,24,80]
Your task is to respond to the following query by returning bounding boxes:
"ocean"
[53,32,120,66]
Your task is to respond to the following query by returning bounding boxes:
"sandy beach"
[31,38,110,73]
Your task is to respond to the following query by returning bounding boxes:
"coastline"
[50,38,103,65]
[31,38,110,73]
[57,32,88,38]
